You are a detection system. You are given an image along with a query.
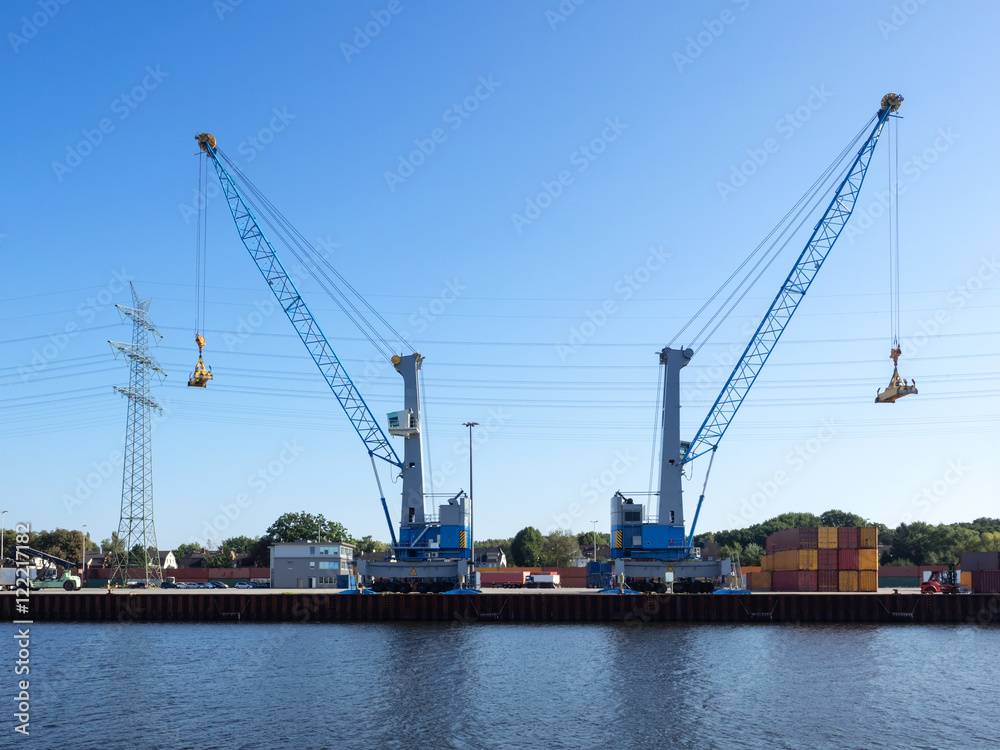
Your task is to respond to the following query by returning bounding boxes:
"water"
[7,621,999,749]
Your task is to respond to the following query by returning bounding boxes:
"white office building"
[269,541,355,589]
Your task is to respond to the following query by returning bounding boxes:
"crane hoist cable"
[215,149,412,360]
[188,153,213,388]
[669,117,875,354]
[876,115,917,404]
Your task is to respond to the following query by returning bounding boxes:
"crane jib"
[682,99,899,472]
[200,143,402,474]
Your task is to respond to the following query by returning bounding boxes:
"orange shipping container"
[773,549,818,571]
[858,549,879,571]
[839,570,859,592]
[747,571,772,591]
[859,527,879,549]
[858,570,878,592]
[818,527,838,549]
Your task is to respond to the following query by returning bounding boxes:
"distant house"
[474,547,506,567]
[698,541,723,562]
[178,549,250,568]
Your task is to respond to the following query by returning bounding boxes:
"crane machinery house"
[269,541,356,589]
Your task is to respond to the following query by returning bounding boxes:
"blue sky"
[2,1,998,549]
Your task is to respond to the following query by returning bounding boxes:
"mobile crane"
[611,94,904,593]
[196,133,475,593]
[20,548,83,591]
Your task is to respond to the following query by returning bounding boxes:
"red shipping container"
[818,549,839,570]
[972,570,1000,594]
[766,527,819,553]
[838,549,859,570]
[772,570,817,592]
[818,570,838,592]
[837,527,859,549]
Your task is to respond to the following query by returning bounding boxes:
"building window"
[309,547,315,555]
[286,561,294,569]
[309,561,316,568]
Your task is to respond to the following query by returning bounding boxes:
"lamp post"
[0,511,8,585]
[591,520,598,565]
[80,524,88,586]
[462,421,479,587]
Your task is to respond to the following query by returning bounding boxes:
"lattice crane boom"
[683,93,903,467]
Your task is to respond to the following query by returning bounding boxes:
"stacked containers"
[761,527,879,592]
[766,528,818,591]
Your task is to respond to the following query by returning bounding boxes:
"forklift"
[920,564,968,594]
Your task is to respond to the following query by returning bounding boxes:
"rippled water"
[7,621,999,749]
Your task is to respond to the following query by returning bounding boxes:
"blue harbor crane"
[195,133,475,593]
[610,93,904,593]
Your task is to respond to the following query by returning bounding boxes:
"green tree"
[820,509,868,528]
[741,542,764,566]
[220,536,258,555]
[539,530,580,567]
[354,535,390,554]
[249,537,272,567]
[265,512,351,544]
[576,531,610,548]
[511,526,544,566]
[34,528,84,562]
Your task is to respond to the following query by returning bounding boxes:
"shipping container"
[961,571,972,591]
[858,549,879,571]
[972,570,1000,594]
[772,570,817,592]
[818,549,839,570]
[858,570,878,592]
[879,576,919,589]
[481,571,529,588]
[767,527,819,553]
[837,527,859,549]
[818,570,838,592]
[818,527,838,549]
[747,571,772,591]
[838,570,858,592]
[858,527,879,549]
[772,549,817,571]
[838,549,859,570]
[761,554,773,572]
[879,565,919,578]
[960,552,1000,572]
[741,566,762,574]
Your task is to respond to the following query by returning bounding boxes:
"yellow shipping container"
[773,550,796,571]
[839,570,859,592]
[818,527,838,549]
[961,571,972,590]
[858,570,878,592]
[858,549,879,570]
[773,549,817,571]
[761,554,772,572]
[748,571,772,591]
[859,527,879,549]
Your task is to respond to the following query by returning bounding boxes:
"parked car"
[234,581,253,589]
[161,582,180,589]
[208,581,228,588]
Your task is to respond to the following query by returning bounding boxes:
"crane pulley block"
[875,347,916,403]
[187,334,213,388]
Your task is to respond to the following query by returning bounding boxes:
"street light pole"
[591,521,598,565]
[81,524,88,586]
[462,421,479,588]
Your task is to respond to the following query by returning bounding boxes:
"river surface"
[5,621,999,749]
